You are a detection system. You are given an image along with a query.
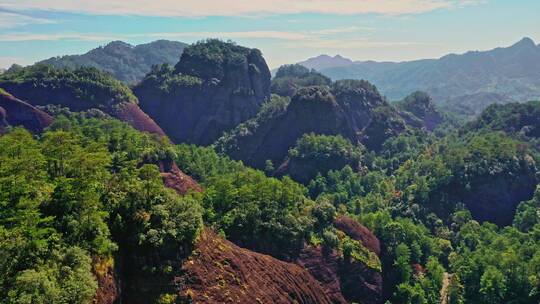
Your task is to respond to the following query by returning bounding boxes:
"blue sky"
[0,0,539,69]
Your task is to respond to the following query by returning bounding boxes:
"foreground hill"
[134,39,271,145]
[39,40,187,83]
[300,37,540,103]
[0,65,165,136]
[178,229,338,304]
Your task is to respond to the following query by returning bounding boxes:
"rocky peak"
[300,54,354,70]
[135,40,272,145]
[397,91,443,131]
[218,81,407,171]
[511,37,536,49]
[289,86,339,110]
[178,229,338,304]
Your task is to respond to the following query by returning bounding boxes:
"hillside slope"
[179,229,340,304]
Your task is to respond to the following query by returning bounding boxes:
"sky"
[0,0,539,69]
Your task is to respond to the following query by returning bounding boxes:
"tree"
[479,266,506,303]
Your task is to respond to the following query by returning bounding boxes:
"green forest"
[1,39,540,304]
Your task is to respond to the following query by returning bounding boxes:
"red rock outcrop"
[178,229,336,304]
[297,244,383,304]
[92,256,120,304]
[0,90,53,133]
[296,246,348,303]
[113,102,166,137]
[0,106,7,134]
[295,216,384,304]
[158,160,202,195]
[334,215,381,256]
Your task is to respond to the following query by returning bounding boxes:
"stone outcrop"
[0,66,165,137]
[134,40,271,145]
[156,159,203,195]
[397,91,444,131]
[219,81,407,170]
[0,89,53,133]
[178,229,337,304]
[296,216,384,304]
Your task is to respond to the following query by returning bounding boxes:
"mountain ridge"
[298,37,540,103]
[38,40,187,83]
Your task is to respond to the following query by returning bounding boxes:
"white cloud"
[310,26,374,35]
[0,0,484,17]
[281,39,435,49]
[146,31,311,40]
[0,11,53,28]
[0,32,120,42]
[0,27,374,42]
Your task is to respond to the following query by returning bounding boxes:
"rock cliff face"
[94,220,383,304]
[218,81,407,170]
[296,216,384,304]
[112,102,166,137]
[156,159,202,195]
[0,106,7,134]
[0,89,53,133]
[134,40,271,145]
[396,91,443,131]
[92,257,120,304]
[461,173,537,226]
[178,229,337,304]
[334,216,380,256]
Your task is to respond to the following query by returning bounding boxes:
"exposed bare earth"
[334,215,381,256]
[0,90,53,133]
[179,229,336,304]
[114,102,166,137]
[440,272,451,304]
[158,160,203,195]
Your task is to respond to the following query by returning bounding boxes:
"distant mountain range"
[39,40,187,83]
[298,37,540,103]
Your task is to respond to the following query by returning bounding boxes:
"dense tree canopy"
[0,65,137,111]
[0,117,202,303]
[271,64,332,97]
[2,52,540,304]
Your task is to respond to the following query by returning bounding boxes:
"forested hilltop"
[38,40,187,84]
[1,39,540,304]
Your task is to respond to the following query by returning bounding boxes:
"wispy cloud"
[0,27,374,42]
[281,39,436,49]
[0,32,120,42]
[0,0,484,17]
[310,26,374,35]
[0,10,54,29]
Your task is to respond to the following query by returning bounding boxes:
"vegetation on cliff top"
[0,65,138,108]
